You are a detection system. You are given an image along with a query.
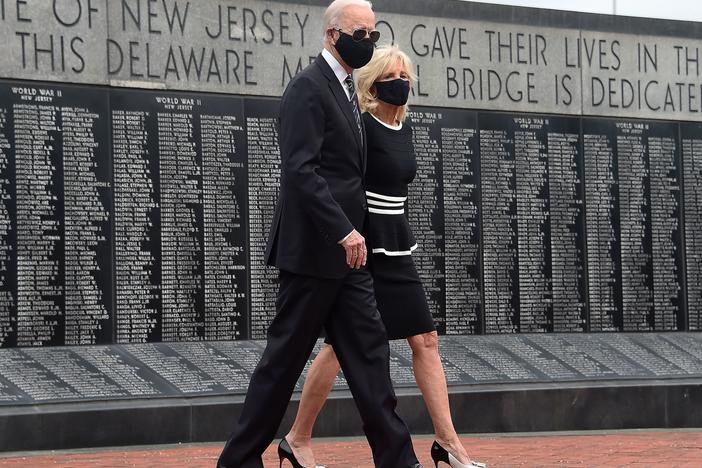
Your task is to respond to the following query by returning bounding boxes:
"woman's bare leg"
[284,344,341,466]
[407,331,473,464]
[287,333,477,465]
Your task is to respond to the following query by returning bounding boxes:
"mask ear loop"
[328,27,338,45]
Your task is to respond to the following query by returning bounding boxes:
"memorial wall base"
[0,378,700,452]
[0,333,701,452]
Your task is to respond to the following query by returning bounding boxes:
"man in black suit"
[217,1,420,467]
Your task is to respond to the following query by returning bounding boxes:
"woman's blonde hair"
[356,45,416,122]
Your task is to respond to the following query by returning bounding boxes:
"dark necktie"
[344,74,362,137]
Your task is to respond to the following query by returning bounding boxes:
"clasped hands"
[339,229,367,269]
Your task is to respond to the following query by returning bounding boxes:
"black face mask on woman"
[374,78,411,106]
[334,32,375,69]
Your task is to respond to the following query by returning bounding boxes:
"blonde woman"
[281,45,486,468]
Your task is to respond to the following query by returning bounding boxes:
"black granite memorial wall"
[0,79,699,347]
[0,82,702,347]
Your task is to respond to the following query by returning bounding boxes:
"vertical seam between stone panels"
[104,0,110,86]
[579,28,584,118]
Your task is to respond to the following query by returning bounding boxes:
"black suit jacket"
[264,54,368,279]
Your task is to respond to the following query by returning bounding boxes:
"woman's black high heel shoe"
[430,440,487,468]
[278,438,304,468]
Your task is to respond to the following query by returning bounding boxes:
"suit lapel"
[315,55,364,156]
[360,111,367,175]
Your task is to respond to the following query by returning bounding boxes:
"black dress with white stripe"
[363,112,435,340]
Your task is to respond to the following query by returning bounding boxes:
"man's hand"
[339,229,367,269]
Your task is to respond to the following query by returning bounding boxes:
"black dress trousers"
[217,268,417,468]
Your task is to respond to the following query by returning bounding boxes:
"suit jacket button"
[362,203,367,209]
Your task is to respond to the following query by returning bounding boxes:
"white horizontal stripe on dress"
[368,207,405,215]
[367,199,405,208]
[371,244,419,256]
[365,190,407,202]
[368,208,405,214]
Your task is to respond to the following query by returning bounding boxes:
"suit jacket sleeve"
[279,76,355,245]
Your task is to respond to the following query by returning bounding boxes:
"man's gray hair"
[322,0,373,36]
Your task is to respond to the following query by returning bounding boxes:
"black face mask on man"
[374,78,411,106]
[334,31,375,69]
